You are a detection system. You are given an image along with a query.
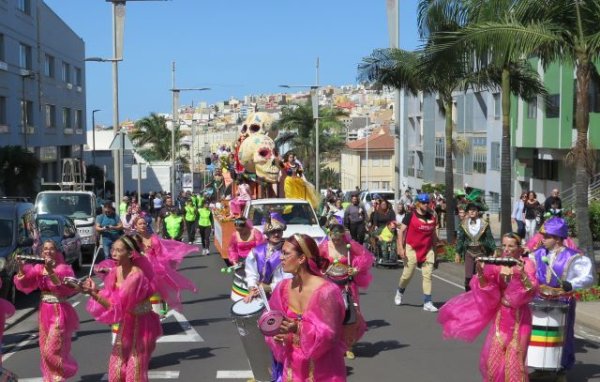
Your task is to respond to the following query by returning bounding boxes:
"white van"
[35,191,97,255]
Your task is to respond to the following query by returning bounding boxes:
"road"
[2,245,600,381]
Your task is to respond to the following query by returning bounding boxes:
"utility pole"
[171,61,178,196]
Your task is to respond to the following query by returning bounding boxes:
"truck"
[214,198,326,263]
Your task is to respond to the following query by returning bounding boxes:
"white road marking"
[157,310,204,343]
[216,370,254,379]
[2,333,38,363]
[430,271,464,289]
[71,301,80,308]
[20,371,180,381]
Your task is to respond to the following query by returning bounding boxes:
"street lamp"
[170,61,210,196]
[85,56,123,204]
[91,109,101,166]
[278,57,321,193]
[20,70,35,151]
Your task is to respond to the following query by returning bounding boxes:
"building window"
[527,98,537,119]
[493,93,501,119]
[546,94,560,118]
[45,105,56,128]
[44,54,55,78]
[435,137,445,168]
[0,34,5,62]
[372,155,381,167]
[533,159,559,181]
[74,67,82,87]
[21,100,34,127]
[472,137,487,174]
[407,151,415,177]
[62,62,71,83]
[0,96,6,125]
[17,0,31,15]
[62,108,72,129]
[361,154,367,167]
[75,110,83,130]
[19,43,32,70]
[491,141,500,171]
[381,156,390,167]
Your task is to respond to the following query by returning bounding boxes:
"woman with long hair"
[84,235,162,382]
[319,224,373,359]
[266,234,347,381]
[227,217,265,265]
[14,239,79,381]
[438,233,538,381]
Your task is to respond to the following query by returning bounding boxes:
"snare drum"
[325,262,350,285]
[0,367,18,382]
[231,299,272,382]
[230,266,249,302]
[527,299,569,370]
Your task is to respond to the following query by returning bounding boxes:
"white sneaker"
[394,291,403,306]
[423,302,438,312]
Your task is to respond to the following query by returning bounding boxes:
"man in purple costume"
[243,213,292,382]
[531,217,594,378]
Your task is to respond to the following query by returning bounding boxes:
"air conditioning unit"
[0,61,7,71]
[66,83,73,90]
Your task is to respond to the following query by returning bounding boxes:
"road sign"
[132,163,147,180]
[108,130,134,151]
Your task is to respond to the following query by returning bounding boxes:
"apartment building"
[0,0,86,183]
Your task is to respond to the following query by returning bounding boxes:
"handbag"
[342,288,357,325]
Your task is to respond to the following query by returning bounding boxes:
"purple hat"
[543,217,568,238]
[264,212,287,234]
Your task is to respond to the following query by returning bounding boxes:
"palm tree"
[427,0,547,236]
[130,113,183,162]
[359,0,479,240]
[436,0,600,256]
[274,103,347,184]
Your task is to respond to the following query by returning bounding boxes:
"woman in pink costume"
[229,183,252,217]
[438,233,538,382]
[84,235,162,382]
[266,234,347,381]
[132,217,197,312]
[227,217,265,265]
[318,223,373,359]
[14,239,79,381]
[0,279,15,364]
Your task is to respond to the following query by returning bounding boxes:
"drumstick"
[258,285,271,312]
[541,256,566,288]
[346,243,352,267]
[88,245,103,278]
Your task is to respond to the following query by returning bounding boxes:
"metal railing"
[561,172,600,210]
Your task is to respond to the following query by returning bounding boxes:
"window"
[45,105,56,128]
[17,0,31,15]
[75,110,83,130]
[0,96,6,125]
[74,67,82,86]
[493,93,501,119]
[381,156,390,167]
[0,34,5,62]
[533,159,559,181]
[62,62,70,83]
[372,155,381,167]
[472,137,487,174]
[19,43,32,70]
[21,100,33,127]
[44,54,55,78]
[407,151,415,177]
[546,94,560,118]
[527,98,537,119]
[361,154,367,167]
[491,142,500,171]
[435,137,445,168]
[62,108,72,129]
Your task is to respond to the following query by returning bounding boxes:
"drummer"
[244,213,292,302]
[529,217,595,378]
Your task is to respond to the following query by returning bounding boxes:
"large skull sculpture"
[238,133,280,183]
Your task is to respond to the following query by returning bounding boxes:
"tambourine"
[16,254,46,264]
[324,262,350,284]
[258,310,286,336]
[476,257,519,266]
[63,277,83,289]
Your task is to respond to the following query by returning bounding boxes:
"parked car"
[36,214,82,269]
[244,198,327,243]
[0,197,38,303]
[360,190,396,217]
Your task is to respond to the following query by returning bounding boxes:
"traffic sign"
[108,130,134,151]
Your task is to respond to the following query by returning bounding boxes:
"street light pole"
[366,114,369,190]
[92,109,101,166]
[315,57,320,194]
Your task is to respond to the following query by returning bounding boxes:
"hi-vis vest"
[198,208,211,227]
[165,214,183,238]
[184,205,196,221]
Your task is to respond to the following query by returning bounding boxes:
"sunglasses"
[234,220,246,227]
[542,234,558,240]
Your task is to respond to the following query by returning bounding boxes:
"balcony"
[0,125,8,134]
[64,128,73,135]
[20,125,35,134]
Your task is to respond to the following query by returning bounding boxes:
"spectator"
[512,192,527,239]
[399,190,413,210]
[95,202,123,259]
[543,188,562,212]
[152,192,163,220]
[395,203,407,224]
[119,195,129,217]
[523,191,541,242]
[369,199,396,232]
[344,193,367,244]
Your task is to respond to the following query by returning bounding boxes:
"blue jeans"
[516,220,525,240]
[101,238,115,260]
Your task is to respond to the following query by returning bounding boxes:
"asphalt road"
[2,244,600,381]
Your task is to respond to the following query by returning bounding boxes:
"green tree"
[273,103,347,185]
[130,113,183,162]
[438,0,600,256]
[0,146,40,198]
[427,0,547,236]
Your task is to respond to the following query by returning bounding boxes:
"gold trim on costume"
[294,234,312,259]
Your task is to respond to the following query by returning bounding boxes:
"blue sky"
[45,0,420,125]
